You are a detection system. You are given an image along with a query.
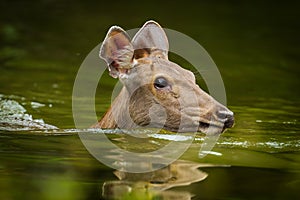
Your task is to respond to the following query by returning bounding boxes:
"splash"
[0,99,57,131]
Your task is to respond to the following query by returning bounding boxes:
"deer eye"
[154,77,169,89]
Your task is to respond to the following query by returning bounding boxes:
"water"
[1,0,300,199]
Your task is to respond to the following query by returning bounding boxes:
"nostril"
[224,114,235,128]
[217,109,234,128]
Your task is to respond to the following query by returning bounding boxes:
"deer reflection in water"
[102,160,209,200]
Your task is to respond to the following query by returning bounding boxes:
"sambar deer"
[92,20,234,134]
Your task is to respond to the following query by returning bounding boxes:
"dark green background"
[0,0,299,199]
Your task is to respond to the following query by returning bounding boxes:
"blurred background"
[1,1,299,128]
[0,0,299,199]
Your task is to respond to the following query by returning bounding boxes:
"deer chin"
[170,119,232,134]
[198,121,225,135]
[159,122,223,134]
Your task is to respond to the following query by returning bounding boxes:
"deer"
[92,20,234,134]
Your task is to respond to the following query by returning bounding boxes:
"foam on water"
[0,99,57,131]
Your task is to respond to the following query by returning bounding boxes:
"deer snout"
[216,109,234,129]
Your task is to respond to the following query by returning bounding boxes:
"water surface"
[0,0,299,199]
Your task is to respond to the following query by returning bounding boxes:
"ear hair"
[100,26,134,78]
[99,21,170,78]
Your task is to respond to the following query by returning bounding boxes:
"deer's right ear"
[100,26,134,78]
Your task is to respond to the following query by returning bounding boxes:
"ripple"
[149,133,193,141]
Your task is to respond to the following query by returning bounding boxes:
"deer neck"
[95,87,134,129]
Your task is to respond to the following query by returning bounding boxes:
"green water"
[0,0,299,199]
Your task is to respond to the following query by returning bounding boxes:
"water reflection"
[102,160,207,200]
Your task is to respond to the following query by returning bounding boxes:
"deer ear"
[132,20,169,59]
[100,26,134,78]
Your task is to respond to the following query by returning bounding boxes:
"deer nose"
[217,109,234,128]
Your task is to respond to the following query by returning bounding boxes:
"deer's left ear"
[132,20,169,60]
[100,26,134,78]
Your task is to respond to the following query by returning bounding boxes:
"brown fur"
[92,21,234,134]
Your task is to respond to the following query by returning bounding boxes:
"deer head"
[94,20,234,134]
